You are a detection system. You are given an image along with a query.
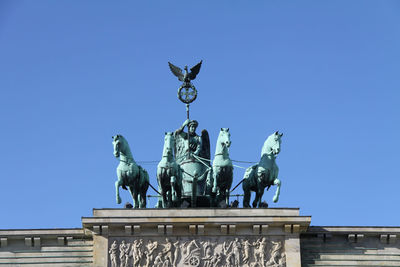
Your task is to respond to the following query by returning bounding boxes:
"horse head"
[162,132,175,159]
[112,135,122,158]
[215,128,231,155]
[112,134,132,160]
[261,131,283,157]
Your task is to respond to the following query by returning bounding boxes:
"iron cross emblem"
[178,84,198,104]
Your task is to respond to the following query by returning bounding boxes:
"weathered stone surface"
[0,229,92,266]
[301,226,400,267]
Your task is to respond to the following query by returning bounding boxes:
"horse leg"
[272,178,281,203]
[243,190,251,208]
[129,187,139,209]
[252,192,259,208]
[226,168,233,206]
[139,192,146,209]
[225,188,230,206]
[253,187,264,208]
[161,187,168,208]
[127,186,135,208]
[115,174,122,204]
[170,176,177,204]
[212,168,218,194]
[134,192,139,209]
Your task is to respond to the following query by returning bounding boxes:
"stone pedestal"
[82,208,311,267]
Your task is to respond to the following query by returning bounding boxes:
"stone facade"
[0,209,398,267]
[301,226,400,266]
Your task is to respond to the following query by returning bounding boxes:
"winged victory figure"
[168,60,203,86]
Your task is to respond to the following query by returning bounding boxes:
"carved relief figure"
[109,240,118,267]
[172,239,180,267]
[211,252,222,267]
[231,238,242,267]
[154,252,164,267]
[130,239,143,267]
[266,241,282,266]
[253,237,268,267]
[278,254,286,266]
[242,239,252,265]
[184,239,200,256]
[222,240,234,267]
[202,240,213,267]
[163,258,171,267]
[119,240,129,267]
[183,239,201,266]
[162,238,173,266]
[145,240,158,267]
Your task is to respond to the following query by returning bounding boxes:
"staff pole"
[186,103,190,158]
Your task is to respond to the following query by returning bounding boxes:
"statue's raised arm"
[174,119,206,163]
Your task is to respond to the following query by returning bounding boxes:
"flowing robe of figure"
[172,240,180,267]
[174,119,210,198]
[253,238,268,267]
[162,238,173,265]
[232,238,241,267]
[109,241,118,267]
[145,240,158,267]
[119,241,129,267]
[242,239,252,265]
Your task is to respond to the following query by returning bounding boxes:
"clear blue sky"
[0,1,399,229]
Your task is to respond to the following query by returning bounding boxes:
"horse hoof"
[116,196,122,204]
[273,196,279,203]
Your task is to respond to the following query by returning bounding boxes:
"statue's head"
[188,120,198,135]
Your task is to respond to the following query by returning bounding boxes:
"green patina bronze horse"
[157,132,182,208]
[112,134,149,208]
[242,131,283,208]
[211,128,233,206]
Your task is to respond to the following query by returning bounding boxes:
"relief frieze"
[108,236,286,267]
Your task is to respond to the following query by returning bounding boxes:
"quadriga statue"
[242,131,283,208]
[157,132,182,208]
[112,135,149,208]
[174,119,210,201]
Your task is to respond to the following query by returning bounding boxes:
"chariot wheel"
[188,255,200,267]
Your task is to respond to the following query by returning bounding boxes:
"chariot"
[182,247,201,267]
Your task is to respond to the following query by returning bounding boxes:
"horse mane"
[261,134,274,157]
[162,132,175,158]
[118,135,134,161]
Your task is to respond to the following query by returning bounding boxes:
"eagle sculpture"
[168,60,203,84]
